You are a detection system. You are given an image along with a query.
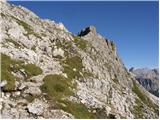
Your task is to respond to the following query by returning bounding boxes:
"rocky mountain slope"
[0,1,159,119]
[130,68,159,97]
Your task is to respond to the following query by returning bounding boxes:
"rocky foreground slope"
[130,68,159,97]
[0,1,159,119]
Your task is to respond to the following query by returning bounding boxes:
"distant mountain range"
[130,68,159,97]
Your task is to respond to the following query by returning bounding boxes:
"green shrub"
[23,64,42,77]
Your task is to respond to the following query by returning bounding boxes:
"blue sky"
[10,1,158,69]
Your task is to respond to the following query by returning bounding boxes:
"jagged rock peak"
[78,25,97,36]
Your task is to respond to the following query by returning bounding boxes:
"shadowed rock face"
[130,68,159,97]
[0,1,159,119]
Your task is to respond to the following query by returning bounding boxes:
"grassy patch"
[1,53,24,91]
[40,74,110,119]
[62,56,83,80]
[41,74,92,118]
[58,100,92,119]
[1,70,16,91]
[1,54,42,91]
[23,64,42,78]
[41,74,73,100]
[58,101,110,119]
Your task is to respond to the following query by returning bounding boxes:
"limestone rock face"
[27,99,48,115]
[0,1,159,119]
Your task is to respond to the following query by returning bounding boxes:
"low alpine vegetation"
[1,53,42,91]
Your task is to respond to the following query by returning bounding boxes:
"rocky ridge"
[0,1,159,119]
